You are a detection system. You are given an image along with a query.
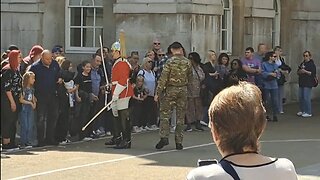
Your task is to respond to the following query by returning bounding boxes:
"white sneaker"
[83,137,93,141]
[140,127,147,132]
[105,131,112,136]
[200,121,208,127]
[280,111,284,114]
[302,113,312,118]
[59,139,71,145]
[296,112,303,116]
[151,125,159,130]
[145,126,153,131]
[132,126,142,133]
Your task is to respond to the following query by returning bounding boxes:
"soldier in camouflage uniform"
[154,42,192,150]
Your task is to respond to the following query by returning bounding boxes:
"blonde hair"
[55,56,66,67]
[141,57,152,68]
[22,71,35,89]
[209,82,266,153]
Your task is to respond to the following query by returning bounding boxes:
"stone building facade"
[1,0,319,101]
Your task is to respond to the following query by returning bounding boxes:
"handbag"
[313,75,319,87]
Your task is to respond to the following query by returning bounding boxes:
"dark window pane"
[224,0,229,8]
[222,31,227,50]
[222,11,227,29]
[95,28,103,47]
[82,0,93,6]
[71,8,81,26]
[95,0,103,6]
[69,0,80,6]
[83,8,94,26]
[83,28,94,47]
[71,28,81,46]
[96,8,103,26]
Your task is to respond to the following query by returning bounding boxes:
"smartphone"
[197,159,218,167]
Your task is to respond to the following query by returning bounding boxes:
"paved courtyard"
[1,100,320,180]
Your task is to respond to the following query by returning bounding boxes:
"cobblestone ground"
[1,99,320,180]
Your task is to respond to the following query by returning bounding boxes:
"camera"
[197,159,218,167]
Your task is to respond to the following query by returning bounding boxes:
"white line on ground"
[8,139,320,180]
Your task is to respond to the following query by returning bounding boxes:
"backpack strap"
[219,160,240,180]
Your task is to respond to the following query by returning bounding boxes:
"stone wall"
[113,0,222,61]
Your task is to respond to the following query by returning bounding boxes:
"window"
[272,0,280,47]
[66,0,103,53]
[220,0,232,54]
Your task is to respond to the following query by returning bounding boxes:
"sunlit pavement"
[1,99,319,180]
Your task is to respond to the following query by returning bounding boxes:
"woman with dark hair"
[225,59,248,87]
[55,58,76,143]
[216,53,230,84]
[262,51,280,122]
[297,51,317,117]
[185,52,205,132]
[1,50,23,149]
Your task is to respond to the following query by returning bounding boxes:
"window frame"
[220,0,233,54]
[65,0,103,53]
[272,0,281,47]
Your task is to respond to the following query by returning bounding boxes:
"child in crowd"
[60,60,76,107]
[74,61,94,141]
[131,75,148,133]
[19,71,36,148]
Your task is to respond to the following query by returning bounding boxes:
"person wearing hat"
[154,41,192,150]
[104,41,134,149]
[20,45,44,75]
[52,45,64,60]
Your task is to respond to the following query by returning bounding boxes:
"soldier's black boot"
[114,140,131,149]
[155,138,169,149]
[104,136,121,146]
[176,143,183,150]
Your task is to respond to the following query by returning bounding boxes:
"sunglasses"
[303,55,309,57]
[154,43,160,45]
[273,56,277,58]
[158,54,165,56]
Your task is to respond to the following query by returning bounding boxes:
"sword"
[99,35,110,106]
[81,100,114,131]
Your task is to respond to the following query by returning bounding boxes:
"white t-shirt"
[187,158,298,180]
[138,69,156,96]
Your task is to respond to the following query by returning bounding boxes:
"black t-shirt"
[74,73,92,94]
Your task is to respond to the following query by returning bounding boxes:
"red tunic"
[111,58,133,110]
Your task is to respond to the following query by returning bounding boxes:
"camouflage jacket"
[156,55,192,95]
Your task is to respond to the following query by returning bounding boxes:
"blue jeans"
[299,87,312,114]
[263,88,279,116]
[20,105,35,145]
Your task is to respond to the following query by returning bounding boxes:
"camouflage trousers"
[159,86,187,143]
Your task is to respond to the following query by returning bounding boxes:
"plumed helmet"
[111,41,121,52]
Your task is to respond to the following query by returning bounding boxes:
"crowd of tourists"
[0,40,317,151]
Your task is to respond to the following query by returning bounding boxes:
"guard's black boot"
[105,136,121,146]
[114,140,131,149]
[155,138,169,149]
[176,143,183,150]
